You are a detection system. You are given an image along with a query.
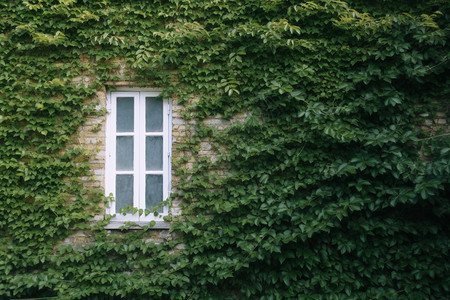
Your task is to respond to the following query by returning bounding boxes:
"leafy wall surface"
[0,0,449,299]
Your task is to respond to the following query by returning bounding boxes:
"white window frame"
[105,90,171,228]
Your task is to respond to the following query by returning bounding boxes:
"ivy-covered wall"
[1,0,449,299]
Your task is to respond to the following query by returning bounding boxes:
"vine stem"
[10,297,59,300]
[416,133,450,141]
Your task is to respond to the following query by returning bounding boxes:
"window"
[105,91,171,226]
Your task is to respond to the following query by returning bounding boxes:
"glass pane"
[116,136,133,171]
[117,97,134,132]
[146,97,163,132]
[116,175,133,212]
[146,136,163,171]
[146,175,163,212]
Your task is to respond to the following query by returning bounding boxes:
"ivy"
[1,0,449,299]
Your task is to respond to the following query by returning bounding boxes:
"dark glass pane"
[116,175,133,211]
[146,97,163,132]
[117,97,134,132]
[146,175,163,212]
[116,136,133,171]
[146,136,163,171]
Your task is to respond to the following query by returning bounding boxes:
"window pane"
[146,136,163,171]
[146,97,163,132]
[116,136,133,170]
[146,175,163,212]
[117,97,134,132]
[116,175,133,211]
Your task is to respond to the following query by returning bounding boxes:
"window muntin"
[106,91,170,222]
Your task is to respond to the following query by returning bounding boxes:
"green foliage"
[1,0,449,299]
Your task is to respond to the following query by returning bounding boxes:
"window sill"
[104,220,171,230]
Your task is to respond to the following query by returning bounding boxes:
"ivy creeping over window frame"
[105,90,172,229]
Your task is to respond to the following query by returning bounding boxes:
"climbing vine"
[1,0,449,299]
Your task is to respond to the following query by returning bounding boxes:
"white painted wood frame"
[105,91,171,227]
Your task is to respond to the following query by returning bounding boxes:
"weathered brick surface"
[420,105,450,134]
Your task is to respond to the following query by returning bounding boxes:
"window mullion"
[138,92,146,219]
